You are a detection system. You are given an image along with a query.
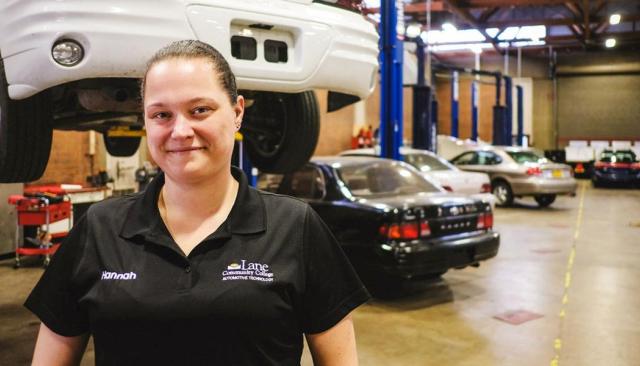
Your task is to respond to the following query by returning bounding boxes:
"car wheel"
[534,194,556,207]
[492,180,514,206]
[242,91,319,174]
[0,58,53,182]
[103,134,141,157]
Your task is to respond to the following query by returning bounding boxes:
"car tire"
[242,91,319,174]
[103,134,141,157]
[0,59,53,183]
[534,194,556,207]
[492,180,514,207]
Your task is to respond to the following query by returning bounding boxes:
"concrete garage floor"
[1,181,639,365]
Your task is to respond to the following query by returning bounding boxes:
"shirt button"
[185,266,191,273]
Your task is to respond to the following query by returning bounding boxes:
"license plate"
[552,169,563,178]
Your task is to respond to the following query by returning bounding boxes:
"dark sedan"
[258,156,500,294]
[592,149,640,187]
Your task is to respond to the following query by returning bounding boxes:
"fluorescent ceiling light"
[605,38,616,48]
[406,24,422,38]
[470,45,483,54]
[442,22,457,32]
[609,14,621,25]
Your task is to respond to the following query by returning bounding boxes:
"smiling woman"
[24,40,370,366]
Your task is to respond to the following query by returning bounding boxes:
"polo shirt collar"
[119,166,266,242]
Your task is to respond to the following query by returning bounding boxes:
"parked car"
[340,147,495,208]
[449,146,577,207]
[0,0,378,182]
[592,149,640,187]
[258,156,500,295]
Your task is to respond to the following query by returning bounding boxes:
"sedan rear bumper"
[511,177,577,196]
[1,0,378,99]
[593,171,640,184]
[374,231,500,279]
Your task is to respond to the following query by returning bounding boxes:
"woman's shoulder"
[254,188,310,214]
[83,191,142,221]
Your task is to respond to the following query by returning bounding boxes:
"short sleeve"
[301,206,370,334]
[24,215,91,337]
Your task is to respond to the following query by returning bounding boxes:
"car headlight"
[52,40,84,66]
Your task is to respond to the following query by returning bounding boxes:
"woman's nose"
[171,114,194,139]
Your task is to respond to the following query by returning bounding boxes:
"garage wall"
[556,50,640,146]
[0,184,22,256]
[33,131,98,185]
[557,74,640,143]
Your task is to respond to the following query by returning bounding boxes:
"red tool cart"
[8,187,72,268]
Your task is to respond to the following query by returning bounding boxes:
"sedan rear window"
[337,161,441,197]
[600,150,636,163]
[506,151,546,164]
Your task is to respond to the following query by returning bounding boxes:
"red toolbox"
[8,191,72,268]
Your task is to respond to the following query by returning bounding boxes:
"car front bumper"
[372,230,500,279]
[1,0,378,99]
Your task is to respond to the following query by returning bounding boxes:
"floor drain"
[493,309,544,325]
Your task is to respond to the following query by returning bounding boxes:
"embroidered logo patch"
[101,271,137,280]
[222,260,274,282]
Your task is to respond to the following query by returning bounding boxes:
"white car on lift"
[340,147,496,208]
[0,0,378,182]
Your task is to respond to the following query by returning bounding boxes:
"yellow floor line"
[550,181,587,366]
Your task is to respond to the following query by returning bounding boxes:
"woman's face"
[143,57,244,184]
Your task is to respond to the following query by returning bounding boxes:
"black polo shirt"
[25,167,370,365]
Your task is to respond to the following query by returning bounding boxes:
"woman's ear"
[234,95,245,131]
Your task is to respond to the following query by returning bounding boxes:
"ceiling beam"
[483,14,640,28]
[583,0,590,41]
[454,0,569,7]
[592,0,607,16]
[478,7,500,23]
[547,31,640,43]
[444,0,502,53]
[568,24,587,47]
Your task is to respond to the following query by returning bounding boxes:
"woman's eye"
[193,106,212,115]
[152,112,171,120]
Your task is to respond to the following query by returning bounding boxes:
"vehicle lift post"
[516,85,524,146]
[504,76,513,146]
[379,0,403,160]
[450,71,459,138]
[412,36,434,152]
[234,132,257,187]
[471,81,479,141]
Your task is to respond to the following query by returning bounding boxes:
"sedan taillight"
[480,183,491,193]
[476,213,493,229]
[313,0,364,13]
[631,163,640,171]
[380,220,431,240]
[526,167,542,176]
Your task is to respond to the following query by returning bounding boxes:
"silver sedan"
[449,147,577,207]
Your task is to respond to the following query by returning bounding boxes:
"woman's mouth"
[165,146,205,153]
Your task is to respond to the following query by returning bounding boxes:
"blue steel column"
[516,85,524,146]
[379,0,403,160]
[471,81,479,141]
[412,38,431,150]
[450,71,459,138]
[504,76,513,146]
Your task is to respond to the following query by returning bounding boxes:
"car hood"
[352,192,478,211]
